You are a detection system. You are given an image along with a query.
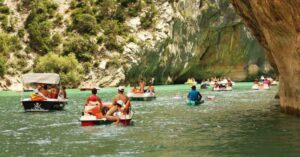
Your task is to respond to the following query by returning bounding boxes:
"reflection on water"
[0,83,300,156]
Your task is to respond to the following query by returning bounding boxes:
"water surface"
[1,83,299,157]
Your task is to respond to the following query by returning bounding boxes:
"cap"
[116,100,124,106]
[117,86,125,91]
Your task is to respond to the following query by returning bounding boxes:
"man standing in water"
[187,85,202,102]
[106,86,131,123]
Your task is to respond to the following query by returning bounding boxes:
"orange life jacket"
[84,106,102,119]
[31,94,46,101]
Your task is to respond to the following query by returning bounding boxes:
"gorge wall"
[230,0,300,115]
[127,0,272,84]
[0,0,273,90]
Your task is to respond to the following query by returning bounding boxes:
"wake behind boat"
[20,73,68,112]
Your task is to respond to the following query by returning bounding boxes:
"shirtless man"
[106,86,131,123]
[146,83,155,93]
[139,79,145,93]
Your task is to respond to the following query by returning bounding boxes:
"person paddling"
[84,88,103,119]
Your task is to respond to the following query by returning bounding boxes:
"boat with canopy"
[21,73,68,112]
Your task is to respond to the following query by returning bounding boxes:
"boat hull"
[21,99,68,112]
[80,119,132,126]
[81,120,113,126]
[80,110,133,127]
[212,87,232,91]
[127,92,156,101]
[129,97,155,101]
[185,82,197,85]
[252,84,270,90]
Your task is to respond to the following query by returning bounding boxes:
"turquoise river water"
[1,83,300,157]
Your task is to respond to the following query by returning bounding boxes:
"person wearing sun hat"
[105,86,131,123]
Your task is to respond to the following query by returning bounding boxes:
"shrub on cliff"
[119,0,137,7]
[24,0,58,54]
[0,14,11,32]
[0,32,10,55]
[63,35,98,62]
[26,21,53,53]
[140,4,157,29]
[101,19,129,36]
[0,33,22,56]
[72,13,98,34]
[0,6,9,14]
[34,53,83,87]
[17,29,25,38]
[104,35,124,52]
[94,0,118,21]
[0,56,6,77]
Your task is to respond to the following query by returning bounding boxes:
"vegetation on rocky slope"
[34,53,83,86]
[0,0,158,87]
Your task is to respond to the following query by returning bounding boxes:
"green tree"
[34,53,83,87]
[24,0,58,54]
[63,35,98,62]
[72,13,98,34]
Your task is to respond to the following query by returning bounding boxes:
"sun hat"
[117,86,125,91]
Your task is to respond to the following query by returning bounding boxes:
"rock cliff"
[230,0,300,115]
[0,0,273,90]
[125,0,272,84]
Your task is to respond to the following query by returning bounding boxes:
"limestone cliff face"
[230,0,300,114]
[126,0,270,84]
